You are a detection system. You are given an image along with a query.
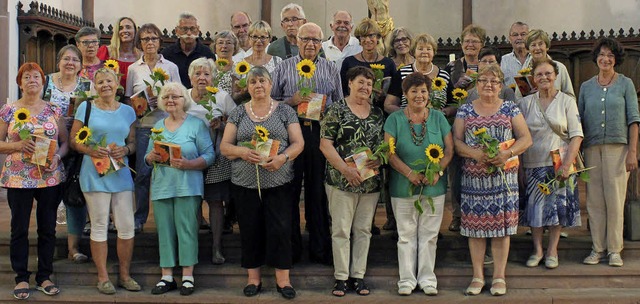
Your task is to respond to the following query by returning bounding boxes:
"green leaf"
[353,147,370,154]
[410,158,426,166]
[239,141,255,149]
[579,171,590,182]
[427,197,435,214]
[414,199,424,215]
[19,129,31,140]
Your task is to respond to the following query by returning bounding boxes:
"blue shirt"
[578,74,640,149]
[146,115,215,200]
[75,101,136,193]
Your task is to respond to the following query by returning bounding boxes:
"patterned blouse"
[0,103,64,188]
[320,99,385,193]
[43,73,92,130]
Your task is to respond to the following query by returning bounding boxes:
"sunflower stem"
[256,164,262,201]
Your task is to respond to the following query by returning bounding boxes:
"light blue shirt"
[146,115,215,200]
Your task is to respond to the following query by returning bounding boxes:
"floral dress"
[456,101,520,238]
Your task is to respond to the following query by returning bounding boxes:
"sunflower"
[432,77,446,91]
[206,86,219,94]
[152,68,169,81]
[369,63,385,70]
[255,125,269,142]
[130,95,148,116]
[296,59,316,79]
[389,137,396,154]
[426,144,444,164]
[75,126,91,144]
[537,183,551,195]
[215,58,229,67]
[150,127,164,134]
[104,59,119,72]
[14,108,30,123]
[452,88,468,101]
[518,67,532,75]
[508,83,517,90]
[235,61,251,75]
[473,128,487,136]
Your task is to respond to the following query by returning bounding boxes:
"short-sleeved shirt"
[322,36,362,68]
[320,99,385,193]
[146,115,215,200]
[518,92,583,168]
[43,73,92,129]
[227,103,299,189]
[125,54,181,97]
[384,109,451,197]
[0,103,64,188]
[388,64,452,110]
[340,55,396,98]
[79,61,103,82]
[160,39,215,88]
[74,101,136,193]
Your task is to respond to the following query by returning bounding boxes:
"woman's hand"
[210,117,222,130]
[16,139,35,154]
[109,145,128,159]
[241,147,262,164]
[44,154,61,172]
[88,146,110,159]
[626,151,638,172]
[170,157,190,170]
[407,170,424,186]
[262,154,287,172]
[471,148,488,164]
[425,173,441,186]
[342,166,364,187]
[146,149,161,164]
[364,158,381,170]
[557,163,572,181]
[488,150,510,167]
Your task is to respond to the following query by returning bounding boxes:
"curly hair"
[591,37,625,67]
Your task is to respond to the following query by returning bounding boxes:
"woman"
[385,72,453,296]
[97,17,141,90]
[340,18,395,108]
[43,45,91,264]
[185,58,237,265]
[521,29,574,98]
[220,66,304,299]
[466,47,516,102]
[385,27,414,69]
[319,66,385,297]
[452,64,531,296]
[70,68,140,294]
[384,33,452,113]
[210,31,239,94]
[579,37,640,267]
[519,58,583,269]
[145,82,215,295]
[75,26,104,81]
[0,63,68,299]
[125,23,181,232]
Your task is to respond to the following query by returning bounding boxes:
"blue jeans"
[65,204,87,236]
[134,127,152,226]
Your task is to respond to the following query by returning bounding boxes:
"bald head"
[298,22,323,60]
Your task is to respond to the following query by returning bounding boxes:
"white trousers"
[84,191,135,242]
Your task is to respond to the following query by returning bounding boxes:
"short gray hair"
[280,3,305,20]
[177,12,197,25]
[188,57,215,79]
[246,66,272,84]
[158,82,191,112]
[75,26,100,41]
[211,30,239,56]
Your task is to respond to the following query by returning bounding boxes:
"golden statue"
[367,0,393,38]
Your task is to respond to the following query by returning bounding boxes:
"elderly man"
[501,21,530,87]
[268,3,306,59]
[272,22,343,266]
[161,12,215,88]
[322,10,362,68]
[230,11,252,61]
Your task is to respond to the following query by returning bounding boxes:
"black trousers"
[233,183,293,269]
[291,120,332,262]
[7,186,60,285]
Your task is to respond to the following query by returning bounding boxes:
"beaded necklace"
[249,99,274,121]
[405,108,428,145]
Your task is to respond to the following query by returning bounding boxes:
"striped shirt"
[271,55,343,109]
[501,51,531,87]
[388,64,453,109]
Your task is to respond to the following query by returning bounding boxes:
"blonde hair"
[107,17,141,60]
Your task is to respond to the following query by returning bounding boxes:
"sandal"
[13,282,30,300]
[36,280,60,296]
[350,278,370,296]
[332,280,348,297]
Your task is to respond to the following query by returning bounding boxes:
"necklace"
[361,52,379,63]
[405,108,428,145]
[57,74,75,92]
[249,99,274,121]
[415,62,434,75]
[597,73,615,87]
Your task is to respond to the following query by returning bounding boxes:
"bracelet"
[406,169,413,178]
[53,154,61,161]
[510,149,514,157]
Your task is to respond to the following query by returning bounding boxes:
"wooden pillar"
[462,0,472,28]
[628,91,640,201]
[261,0,272,26]
[82,0,94,24]
[0,0,8,106]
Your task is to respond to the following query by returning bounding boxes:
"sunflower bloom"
[153,68,169,81]
[452,88,468,101]
[473,127,487,136]
[537,183,551,195]
[255,126,269,142]
[508,83,517,90]
[235,61,251,75]
[296,59,316,79]
[369,63,385,70]
[518,67,532,75]
[150,127,164,134]
[389,137,396,154]
[206,86,219,94]
[75,126,92,144]
[14,108,30,123]
[426,144,444,164]
[104,59,119,72]
[215,58,229,67]
[432,77,447,91]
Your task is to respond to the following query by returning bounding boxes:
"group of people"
[2,2,638,301]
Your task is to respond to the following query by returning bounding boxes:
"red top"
[97,45,135,90]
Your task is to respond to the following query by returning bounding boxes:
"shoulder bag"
[62,101,92,207]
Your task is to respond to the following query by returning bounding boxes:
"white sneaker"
[608,253,623,267]
[583,250,605,265]
[422,286,438,296]
[398,286,412,296]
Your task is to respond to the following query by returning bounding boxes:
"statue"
[367,0,393,38]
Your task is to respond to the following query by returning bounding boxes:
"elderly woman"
[145,82,214,295]
[70,68,139,294]
[466,47,516,102]
[0,63,68,299]
[210,31,238,94]
[519,58,583,269]
[185,57,237,264]
[579,37,640,267]
[75,27,104,81]
[221,66,304,299]
[42,45,91,264]
[453,64,531,296]
[520,29,574,98]
[97,17,141,90]
[125,23,181,232]
[385,72,453,296]
[385,27,414,69]
[320,66,384,297]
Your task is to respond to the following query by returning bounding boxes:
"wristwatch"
[283,152,290,162]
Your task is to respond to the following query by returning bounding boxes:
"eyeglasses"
[298,36,322,45]
[281,17,303,24]
[598,52,616,59]
[477,79,502,86]
[250,35,270,42]
[79,40,99,46]
[140,37,160,43]
[177,26,198,33]
[463,39,482,45]
[393,37,410,45]
[232,23,250,30]
[216,40,234,46]
[359,33,379,40]
[61,56,81,63]
[479,59,497,64]
[161,95,184,100]
[534,71,555,79]
[510,32,528,37]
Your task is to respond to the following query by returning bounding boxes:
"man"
[322,10,362,68]
[501,21,530,87]
[267,3,306,60]
[230,11,253,62]
[271,23,343,265]
[161,12,215,88]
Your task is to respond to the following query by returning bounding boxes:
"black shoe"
[179,280,194,296]
[277,285,296,299]
[151,279,177,295]
[243,283,262,297]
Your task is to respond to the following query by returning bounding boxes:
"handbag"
[62,101,91,207]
